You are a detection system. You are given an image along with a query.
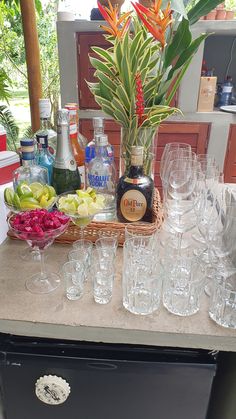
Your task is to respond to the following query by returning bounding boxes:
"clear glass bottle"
[35,134,55,185]
[52,109,81,195]
[13,139,49,190]
[65,103,86,189]
[116,146,154,223]
[36,99,57,154]
[87,134,117,221]
[85,117,104,185]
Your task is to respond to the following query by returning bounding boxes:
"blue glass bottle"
[35,134,55,184]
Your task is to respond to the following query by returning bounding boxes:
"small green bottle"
[52,109,81,195]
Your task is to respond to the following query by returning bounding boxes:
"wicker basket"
[7,189,163,246]
[54,188,163,246]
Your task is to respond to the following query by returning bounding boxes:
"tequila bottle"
[13,138,49,190]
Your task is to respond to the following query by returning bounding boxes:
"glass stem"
[39,250,47,280]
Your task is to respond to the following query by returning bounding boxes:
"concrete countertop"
[0,238,236,352]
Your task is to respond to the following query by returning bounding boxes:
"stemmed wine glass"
[8,213,70,294]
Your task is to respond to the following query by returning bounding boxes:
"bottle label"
[222,86,233,93]
[88,173,114,192]
[78,165,85,189]
[39,100,51,119]
[54,157,77,171]
[120,190,147,222]
[124,177,145,185]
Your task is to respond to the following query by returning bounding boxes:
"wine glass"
[5,197,57,262]
[8,213,70,294]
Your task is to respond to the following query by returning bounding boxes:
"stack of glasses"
[122,142,236,328]
[62,229,119,304]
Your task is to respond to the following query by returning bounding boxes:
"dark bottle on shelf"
[52,109,81,195]
[116,146,154,223]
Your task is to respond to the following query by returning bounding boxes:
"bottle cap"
[93,117,104,129]
[20,138,35,160]
[131,146,144,166]
[131,146,144,156]
[96,134,108,146]
[57,109,69,125]
[36,134,48,148]
[39,99,51,119]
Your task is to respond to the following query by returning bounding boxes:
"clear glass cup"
[95,237,118,260]
[162,256,205,316]
[98,227,120,240]
[68,247,92,281]
[122,237,162,315]
[72,239,93,268]
[209,272,236,329]
[92,262,114,304]
[62,260,85,301]
[125,222,156,240]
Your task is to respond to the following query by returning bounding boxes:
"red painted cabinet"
[80,119,210,191]
[224,125,236,183]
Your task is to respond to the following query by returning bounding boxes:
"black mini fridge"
[0,333,216,419]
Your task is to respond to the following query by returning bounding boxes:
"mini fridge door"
[0,336,216,419]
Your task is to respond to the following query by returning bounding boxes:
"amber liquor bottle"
[116,146,154,223]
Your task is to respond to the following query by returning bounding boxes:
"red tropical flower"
[135,73,146,127]
[132,0,173,48]
[97,1,131,39]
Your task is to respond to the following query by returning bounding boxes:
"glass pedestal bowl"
[57,191,106,238]
[5,198,57,262]
[8,212,69,294]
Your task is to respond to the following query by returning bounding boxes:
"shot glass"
[72,239,93,266]
[209,271,236,329]
[92,262,114,304]
[162,256,205,316]
[95,237,118,261]
[62,261,85,301]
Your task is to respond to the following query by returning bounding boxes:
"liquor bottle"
[36,99,57,154]
[87,134,116,221]
[52,109,81,195]
[218,76,233,107]
[13,138,49,190]
[116,146,154,223]
[85,117,104,185]
[35,134,55,185]
[65,103,86,189]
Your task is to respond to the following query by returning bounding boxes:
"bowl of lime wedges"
[4,182,58,213]
[57,188,106,228]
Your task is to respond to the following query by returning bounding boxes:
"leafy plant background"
[0,0,60,150]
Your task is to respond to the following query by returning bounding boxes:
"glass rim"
[62,259,84,270]
[72,239,93,247]
[212,272,236,295]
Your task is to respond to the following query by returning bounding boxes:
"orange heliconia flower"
[97,1,131,39]
[132,0,173,48]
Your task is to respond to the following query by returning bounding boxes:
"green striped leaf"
[91,47,115,66]
[116,85,131,112]
[96,71,117,93]
[90,57,114,78]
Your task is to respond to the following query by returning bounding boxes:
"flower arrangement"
[88,0,223,176]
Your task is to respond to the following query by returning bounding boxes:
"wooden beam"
[19,0,42,133]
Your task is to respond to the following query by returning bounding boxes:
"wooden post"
[19,0,42,133]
